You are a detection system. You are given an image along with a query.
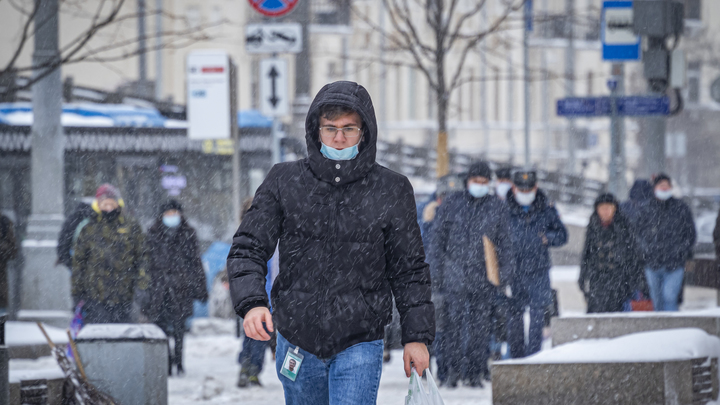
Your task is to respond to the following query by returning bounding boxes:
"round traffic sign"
[711,77,720,104]
[248,0,298,17]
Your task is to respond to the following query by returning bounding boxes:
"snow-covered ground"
[169,320,491,405]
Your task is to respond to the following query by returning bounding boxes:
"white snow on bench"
[502,328,720,364]
[6,322,69,347]
[76,323,167,341]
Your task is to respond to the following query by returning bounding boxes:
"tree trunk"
[436,89,449,177]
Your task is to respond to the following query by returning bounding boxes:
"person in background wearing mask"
[147,200,208,375]
[72,184,150,324]
[494,167,513,201]
[0,212,17,312]
[506,170,567,358]
[635,173,695,311]
[228,82,434,404]
[428,161,515,387]
[579,193,643,313]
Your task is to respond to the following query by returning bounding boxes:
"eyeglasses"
[319,126,362,138]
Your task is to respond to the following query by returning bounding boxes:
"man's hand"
[243,307,274,341]
[403,342,429,377]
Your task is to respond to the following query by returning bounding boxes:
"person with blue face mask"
[505,170,567,359]
[634,173,696,311]
[146,199,208,376]
[426,161,516,387]
[228,82,434,405]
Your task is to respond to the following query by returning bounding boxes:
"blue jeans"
[276,333,383,405]
[645,267,684,311]
[239,335,268,376]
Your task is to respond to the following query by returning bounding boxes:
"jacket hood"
[305,81,378,186]
[628,180,653,201]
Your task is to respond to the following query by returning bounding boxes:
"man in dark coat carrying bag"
[227,81,434,405]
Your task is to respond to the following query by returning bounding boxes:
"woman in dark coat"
[147,200,208,375]
[579,193,643,313]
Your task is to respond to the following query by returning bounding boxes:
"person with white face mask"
[426,161,516,387]
[494,167,513,201]
[505,170,567,358]
[635,173,696,311]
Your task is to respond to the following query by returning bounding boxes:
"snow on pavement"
[169,324,492,405]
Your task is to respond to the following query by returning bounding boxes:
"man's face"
[655,179,671,192]
[98,198,119,212]
[289,359,296,372]
[319,111,363,150]
[467,176,489,186]
[597,203,616,224]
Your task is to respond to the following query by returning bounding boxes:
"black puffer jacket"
[146,218,208,321]
[227,81,435,358]
[579,196,643,313]
[428,191,515,296]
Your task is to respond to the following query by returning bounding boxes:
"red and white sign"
[248,0,298,17]
[187,50,231,140]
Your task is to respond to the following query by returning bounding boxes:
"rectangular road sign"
[187,50,231,139]
[557,96,670,117]
[260,58,289,117]
[602,1,640,61]
[246,23,302,54]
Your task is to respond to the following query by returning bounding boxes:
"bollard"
[75,324,168,405]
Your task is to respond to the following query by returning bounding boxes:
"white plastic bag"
[405,369,445,405]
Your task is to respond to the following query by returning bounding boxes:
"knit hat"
[594,192,618,208]
[652,173,672,187]
[495,167,512,181]
[160,199,183,214]
[95,184,121,202]
[466,161,492,180]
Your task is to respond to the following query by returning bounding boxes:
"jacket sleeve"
[578,226,592,292]
[385,178,435,346]
[227,165,283,318]
[490,203,515,286]
[56,214,76,268]
[0,217,17,262]
[426,199,452,293]
[188,230,209,301]
[545,206,568,247]
[679,203,697,261]
[71,227,89,300]
[133,223,150,291]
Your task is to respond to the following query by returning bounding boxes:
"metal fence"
[376,139,607,208]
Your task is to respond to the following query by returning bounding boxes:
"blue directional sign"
[557,96,670,117]
[602,1,641,61]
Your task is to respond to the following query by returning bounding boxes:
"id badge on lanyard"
[280,346,304,381]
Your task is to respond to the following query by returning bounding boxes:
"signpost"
[248,0,298,17]
[187,50,232,140]
[246,23,302,54]
[602,1,640,61]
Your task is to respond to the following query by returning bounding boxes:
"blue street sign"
[602,1,641,61]
[557,96,670,117]
[524,0,533,32]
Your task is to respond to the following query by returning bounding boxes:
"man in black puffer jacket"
[428,161,515,387]
[227,81,434,405]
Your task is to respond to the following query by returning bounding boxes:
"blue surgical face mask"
[162,214,181,228]
[468,183,490,198]
[320,142,359,161]
[655,189,673,201]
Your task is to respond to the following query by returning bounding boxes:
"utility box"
[76,324,168,405]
